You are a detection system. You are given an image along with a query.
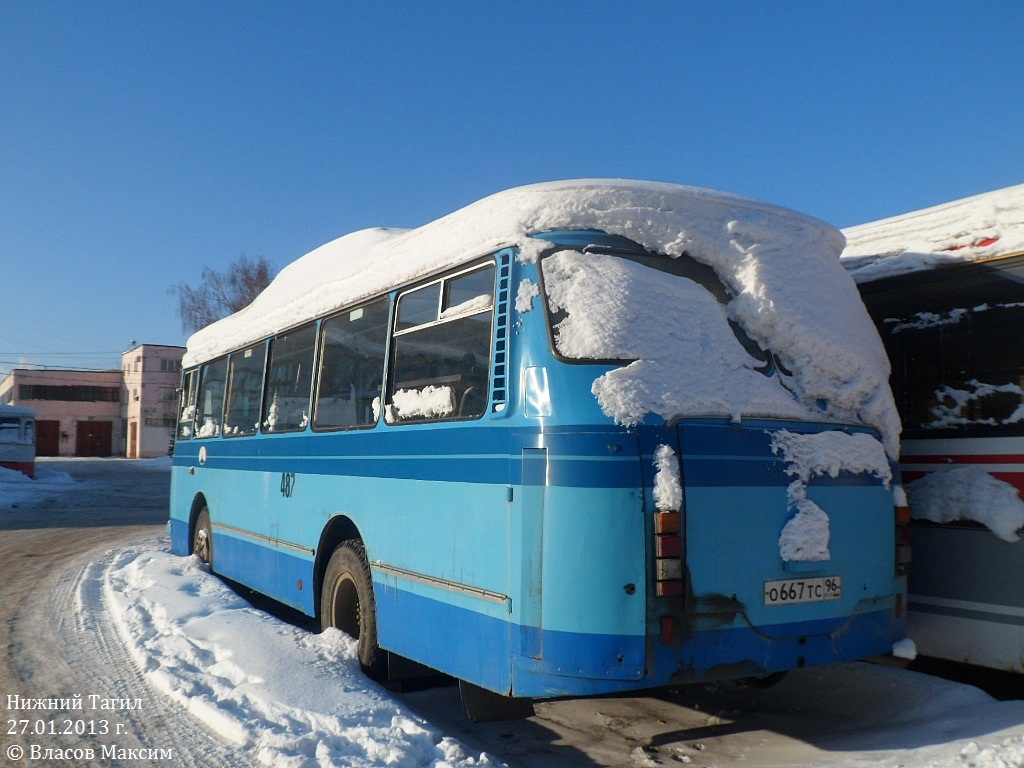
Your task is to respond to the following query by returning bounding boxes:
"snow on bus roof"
[841,183,1024,283]
[184,179,838,368]
[185,179,898,455]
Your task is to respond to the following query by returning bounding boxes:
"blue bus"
[170,181,907,720]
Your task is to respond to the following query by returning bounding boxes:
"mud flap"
[459,680,535,722]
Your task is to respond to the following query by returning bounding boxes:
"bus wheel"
[321,541,384,678]
[193,508,213,568]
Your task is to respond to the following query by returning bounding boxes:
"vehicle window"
[887,303,1024,436]
[196,357,228,438]
[540,248,774,374]
[314,298,390,430]
[263,323,316,433]
[177,369,198,440]
[225,345,266,437]
[396,283,440,331]
[0,418,19,443]
[387,264,494,422]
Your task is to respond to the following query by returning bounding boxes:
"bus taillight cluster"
[654,511,683,597]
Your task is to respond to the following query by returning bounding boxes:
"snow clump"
[907,466,1024,543]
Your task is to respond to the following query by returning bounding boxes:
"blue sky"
[2,1,1023,376]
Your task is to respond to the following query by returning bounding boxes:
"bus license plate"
[764,577,842,606]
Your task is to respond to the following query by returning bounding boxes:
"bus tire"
[193,508,213,568]
[321,540,384,678]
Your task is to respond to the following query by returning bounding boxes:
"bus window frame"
[311,296,393,433]
[262,321,318,435]
[385,260,497,425]
[223,343,269,439]
[176,368,199,440]
[194,355,230,440]
[864,256,1024,440]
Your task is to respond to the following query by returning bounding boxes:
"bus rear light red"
[656,581,682,598]
[654,512,683,597]
[654,511,680,534]
[655,533,681,558]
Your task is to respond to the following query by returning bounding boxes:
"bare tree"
[172,255,274,334]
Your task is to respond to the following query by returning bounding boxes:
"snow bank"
[908,466,1024,543]
[102,546,500,768]
[770,430,892,562]
[185,180,898,455]
[842,183,1024,283]
[97,539,1024,768]
[0,465,76,508]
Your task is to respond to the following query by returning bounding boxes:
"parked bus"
[845,184,1024,673]
[0,404,36,478]
[171,180,907,720]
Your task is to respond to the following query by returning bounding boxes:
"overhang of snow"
[841,183,1024,284]
[184,180,898,454]
[908,466,1024,543]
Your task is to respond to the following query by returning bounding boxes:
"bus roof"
[184,179,899,456]
[841,183,1024,284]
[0,404,35,418]
[184,180,840,368]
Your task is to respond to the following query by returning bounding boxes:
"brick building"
[0,343,185,458]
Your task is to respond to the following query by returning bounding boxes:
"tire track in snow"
[10,537,243,767]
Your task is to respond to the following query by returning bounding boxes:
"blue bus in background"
[170,181,907,720]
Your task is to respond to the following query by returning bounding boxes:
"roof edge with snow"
[841,183,1024,283]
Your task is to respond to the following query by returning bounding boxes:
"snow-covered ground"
[102,540,1024,768]
[6,463,1024,768]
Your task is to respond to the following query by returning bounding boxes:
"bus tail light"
[895,502,911,576]
[654,511,683,597]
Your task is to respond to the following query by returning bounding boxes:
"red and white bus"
[845,184,1024,673]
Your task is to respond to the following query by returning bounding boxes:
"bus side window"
[387,264,495,422]
[314,297,390,430]
[0,417,18,443]
[895,303,1024,435]
[263,323,317,432]
[225,345,267,437]
[196,356,229,439]
[177,369,199,440]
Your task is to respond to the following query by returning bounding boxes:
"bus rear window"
[540,249,772,369]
